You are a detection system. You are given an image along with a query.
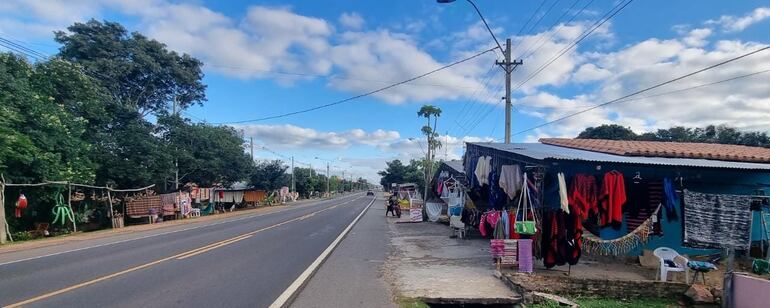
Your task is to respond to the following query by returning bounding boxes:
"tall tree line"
[0,20,254,189]
[577,124,770,147]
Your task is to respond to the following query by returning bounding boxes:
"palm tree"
[417,105,442,200]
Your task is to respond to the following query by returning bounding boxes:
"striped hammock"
[582,204,660,256]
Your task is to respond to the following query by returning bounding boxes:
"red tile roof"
[539,138,770,163]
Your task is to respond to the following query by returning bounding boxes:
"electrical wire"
[519,0,595,60]
[213,47,497,124]
[510,45,770,137]
[512,0,634,92]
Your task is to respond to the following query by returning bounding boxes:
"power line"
[512,0,634,92]
[519,67,770,111]
[519,0,595,60]
[213,47,497,124]
[510,45,770,137]
[467,0,631,135]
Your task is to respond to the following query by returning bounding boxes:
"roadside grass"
[396,297,430,308]
[530,296,678,308]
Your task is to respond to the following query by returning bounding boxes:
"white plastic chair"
[654,247,689,283]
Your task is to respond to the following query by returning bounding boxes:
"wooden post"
[68,184,77,232]
[107,189,115,228]
[0,177,6,244]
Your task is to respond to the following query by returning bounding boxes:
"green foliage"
[531,297,677,308]
[577,124,637,140]
[249,160,290,191]
[378,159,425,190]
[0,53,96,183]
[578,124,770,147]
[158,115,252,187]
[54,19,206,116]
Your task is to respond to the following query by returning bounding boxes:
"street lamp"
[437,0,522,144]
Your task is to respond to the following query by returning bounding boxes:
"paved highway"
[0,193,375,307]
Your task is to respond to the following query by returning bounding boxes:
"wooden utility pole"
[497,38,523,144]
[0,178,6,244]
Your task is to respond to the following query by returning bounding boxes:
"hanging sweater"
[568,174,598,220]
[599,171,626,227]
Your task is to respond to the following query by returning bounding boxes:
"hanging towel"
[683,190,752,249]
[474,156,491,186]
[518,239,534,273]
[426,202,443,222]
[499,165,522,200]
[557,172,569,214]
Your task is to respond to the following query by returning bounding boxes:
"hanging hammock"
[582,204,661,256]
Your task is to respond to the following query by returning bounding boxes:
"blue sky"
[2,0,769,181]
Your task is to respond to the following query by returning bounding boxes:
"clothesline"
[1,180,155,192]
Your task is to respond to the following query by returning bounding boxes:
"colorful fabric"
[243,190,266,202]
[663,178,679,221]
[569,174,598,220]
[683,190,752,249]
[688,261,717,271]
[126,195,162,217]
[599,170,626,226]
[518,239,534,273]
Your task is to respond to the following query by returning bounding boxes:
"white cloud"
[236,124,400,150]
[707,7,770,32]
[683,28,712,47]
[339,12,364,30]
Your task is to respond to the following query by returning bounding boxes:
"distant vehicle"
[366,190,375,196]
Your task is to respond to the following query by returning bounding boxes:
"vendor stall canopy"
[469,140,770,170]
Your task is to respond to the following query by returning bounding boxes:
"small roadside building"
[463,138,770,257]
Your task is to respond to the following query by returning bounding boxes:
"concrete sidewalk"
[383,218,521,306]
[292,197,396,308]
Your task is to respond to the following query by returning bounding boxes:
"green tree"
[0,53,96,183]
[54,19,206,116]
[577,124,638,140]
[249,160,289,191]
[378,159,425,193]
[158,116,253,188]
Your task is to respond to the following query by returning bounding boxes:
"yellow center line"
[5,198,366,307]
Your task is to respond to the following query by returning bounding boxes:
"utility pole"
[342,171,346,193]
[173,96,179,190]
[250,137,254,161]
[326,162,330,197]
[437,1,522,143]
[497,38,523,144]
[291,156,295,193]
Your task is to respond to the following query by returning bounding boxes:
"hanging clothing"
[518,239,534,273]
[662,178,679,221]
[569,174,598,220]
[488,170,507,209]
[479,211,501,237]
[683,190,752,249]
[474,156,491,186]
[599,171,626,227]
[541,211,564,269]
[501,210,510,239]
[557,172,569,214]
[625,181,663,235]
[499,165,522,200]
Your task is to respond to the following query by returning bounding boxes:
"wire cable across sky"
[213,47,498,125]
[510,45,770,137]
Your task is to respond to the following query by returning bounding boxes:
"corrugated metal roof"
[442,160,465,174]
[469,142,770,170]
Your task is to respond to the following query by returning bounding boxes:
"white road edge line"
[0,193,363,267]
[269,195,377,308]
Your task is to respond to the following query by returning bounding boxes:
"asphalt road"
[0,193,375,308]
